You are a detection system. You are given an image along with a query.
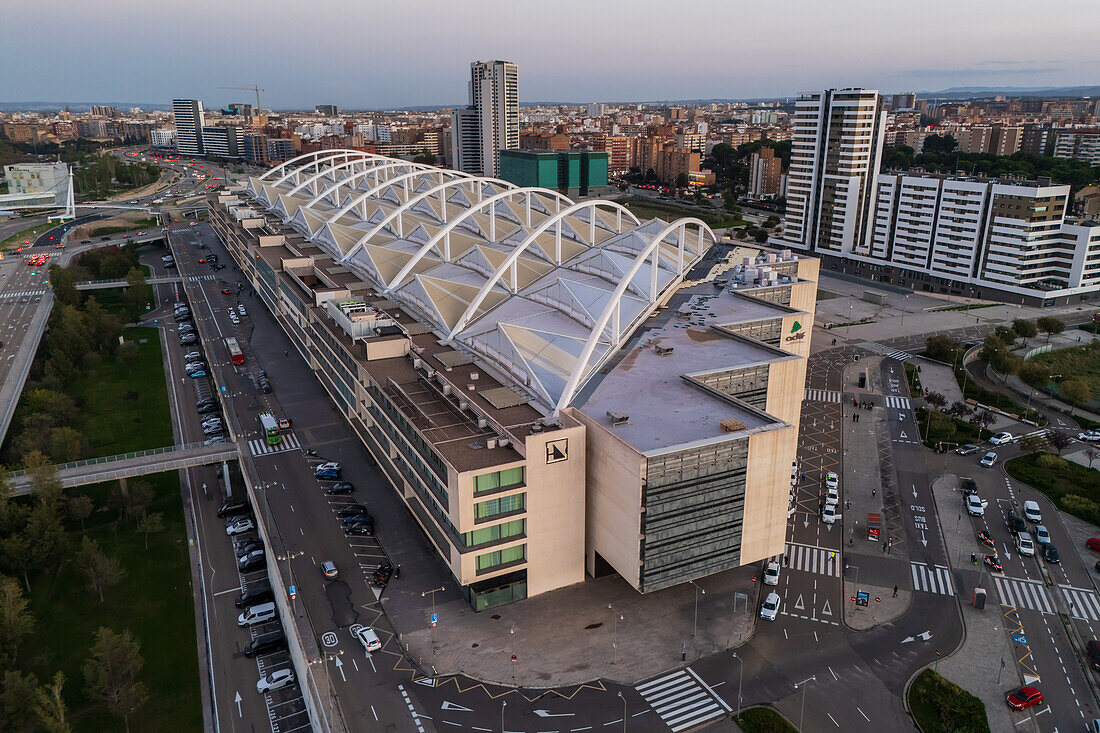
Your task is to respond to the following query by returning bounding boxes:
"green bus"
[258,412,282,446]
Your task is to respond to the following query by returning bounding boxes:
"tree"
[25,504,68,579]
[752,228,769,243]
[1,532,34,592]
[1037,316,1065,341]
[117,342,139,372]
[136,512,164,550]
[34,672,70,733]
[75,537,125,603]
[48,264,80,307]
[1060,379,1092,414]
[1012,318,1038,344]
[980,334,1007,362]
[924,391,947,410]
[122,267,152,320]
[110,479,154,519]
[1049,430,1073,455]
[1087,448,1100,469]
[987,347,1021,382]
[0,575,34,665]
[925,335,960,363]
[922,134,957,155]
[1019,361,1050,387]
[48,427,87,463]
[674,172,689,189]
[68,495,94,532]
[83,627,147,733]
[993,325,1017,345]
[0,670,39,733]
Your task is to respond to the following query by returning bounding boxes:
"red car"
[1006,686,1043,710]
[1087,538,1100,552]
[198,258,206,263]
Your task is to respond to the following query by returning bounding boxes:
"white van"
[238,602,277,627]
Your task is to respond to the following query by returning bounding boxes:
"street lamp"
[731,652,744,722]
[500,700,507,733]
[688,580,705,639]
[421,586,446,652]
[608,603,624,665]
[617,691,626,733]
[794,675,816,731]
[510,624,516,684]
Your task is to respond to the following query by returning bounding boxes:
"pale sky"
[2,0,1098,109]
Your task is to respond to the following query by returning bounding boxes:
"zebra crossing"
[187,274,215,282]
[884,395,911,409]
[248,432,301,457]
[910,562,954,595]
[1060,585,1100,621]
[635,668,731,733]
[994,576,1054,614]
[859,342,913,362]
[0,289,46,300]
[1023,428,1050,441]
[785,542,841,577]
[803,388,841,403]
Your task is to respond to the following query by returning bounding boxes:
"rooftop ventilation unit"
[487,438,498,449]
[720,418,748,433]
[477,418,488,429]
[655,344,675,357]
[607,411,629,427]
[530,422,543,433]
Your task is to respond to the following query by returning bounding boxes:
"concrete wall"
[740,426,797,564]
[568,407,646,590]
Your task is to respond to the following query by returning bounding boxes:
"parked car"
[316,468,341,481]
[1016,532,1035,557]
[353,626,382,652]
[1033,525,1051,545]
[345,525,374,537]
[238,304,247,316]
[197,403,219,415]
[190,370,208,379]
[244,629,285,658]
[235,539,263,559]
[336,504,369,518]
[235,581,272,609]
[203,435,227,445]
[980,451,998,468]
[324,481,353,495]
[1007,514,1027,534]
[821,504,839,525]
[180,334,197,346]
[341,515,373,529]
[1005,686,1043,710]
[256,668,295,694]
[238,549,265,570]
[1023,500,1042,523]
[956,444,980,455]
[217,500,250,518]
[824,472,839,490]
[825,487,839,506]
[184,350,202,361]
[226,517,255,536]
[989,432,1015,445]
[1042,544,1060,564]
[760,592,780,621]
[763,561,780,586]
[238,602,277,627]
[965,493,988,517]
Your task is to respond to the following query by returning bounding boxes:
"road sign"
[430,612,437,629]
[856,591,869,607]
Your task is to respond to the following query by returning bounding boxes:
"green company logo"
[785,320,806,342]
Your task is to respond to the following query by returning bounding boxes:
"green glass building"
[499,150,609,198]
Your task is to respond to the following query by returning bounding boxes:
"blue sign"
[1012,633,1027,644]
[430,613,437,624]
[856,591,869,607]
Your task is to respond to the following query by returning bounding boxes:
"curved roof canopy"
[246,150,716,412]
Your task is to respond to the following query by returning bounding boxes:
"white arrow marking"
[414,677,435,687]
[441,701,473,712]
[234,691,242,717]
[912,484,917,498]
[921,531,928,547]
[534,710,575,718]
[821,599,832,616]
[899,430,908,439]
[917,630,933,641]
[334,656,346,682]
[794,594,805,611]
[804,516,810,528]
[902,636,914,644]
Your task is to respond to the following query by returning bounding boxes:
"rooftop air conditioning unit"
[530,422,544,433]
[607,411,629,427]
[470,371,479,381]
[412,357,422,369]
[655,344,675,357]
[477,418,488,429]
[459,399,469,410]
[442,383,452,396]
[487,438,498,449]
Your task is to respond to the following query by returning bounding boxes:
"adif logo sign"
[785,320,806,342]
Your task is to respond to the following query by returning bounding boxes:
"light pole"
[500,700,507,733]
[794,675,815,731]
[731,652,744,722]
[608,603,624,665]
[688,580,705,639]
[510,624,516,684]
[421,585,446,652]
[617,691,626,733]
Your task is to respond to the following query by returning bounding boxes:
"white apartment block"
[1053,129,1100,166]
[781,89,887,258]
[172,99,205,156]
[150,127,176,148]
[451,60,519,177]
[850,173,1100,303]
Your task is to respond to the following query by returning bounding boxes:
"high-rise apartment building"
[315,104,339,116]
[954,126,992,154]
[1053,129,1100,166]
[891,92,917,111]
[990,125,1022,156]
[450,60,519,177]
[201,125,241,159]
[172,99,206,156]
[749,147,783,199]
[597,135,634,174]
[780,88,887,256]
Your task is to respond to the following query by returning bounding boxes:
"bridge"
[75,274,188,290]
[7,441,240,495]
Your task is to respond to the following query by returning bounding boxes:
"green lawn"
[1005,453,1100,526]
[19,471,201,733]
[69,326,173,456]
[734,707,796,733]
[916,408,992,449]
[1030,342,1100,398]
[908,670,989,733]
[615,197,748,229]
[1,221,51,250]
[88,218,158,238]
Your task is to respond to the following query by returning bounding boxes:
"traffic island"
[907,669,990,733]
[843,580,911,630]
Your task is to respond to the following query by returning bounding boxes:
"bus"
[226,337,244,365]
[258,412,282,446]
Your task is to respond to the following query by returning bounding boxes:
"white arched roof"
[244,152,715,412]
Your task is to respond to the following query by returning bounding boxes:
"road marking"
[885,395,911,409]
[1059,585,1100,621]
[910,563,954,595]
[249,432,301,456]
[995,576,1054,615]
[635,668,730,732]
[803,389,841,403]
[785,542,841,577]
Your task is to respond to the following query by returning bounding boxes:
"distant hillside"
[916,85,1100,100]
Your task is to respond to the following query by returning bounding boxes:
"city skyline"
[3,0,1098,109]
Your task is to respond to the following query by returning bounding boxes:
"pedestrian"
[395,564,401,578]
[872,487,876,498]
[893,585,898,597]
[284,349,288,356]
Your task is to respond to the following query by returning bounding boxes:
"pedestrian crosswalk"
[0,289,46,300]
[994,576,1054,614]
[1023,428,1050,441]
[248,432,301,457]
[803,389,841,403]
[911,563,954,595]
[884,395,911,409]
[636,668,731,733]
[1060,585,1100,621]
[786,542,841,577]
[187,274,215,282]
[859,342,913,362]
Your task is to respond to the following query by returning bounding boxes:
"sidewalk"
[930,473,1019,733]
[385,563,762,687]
[911,356,964,407]
[841,356,912,629]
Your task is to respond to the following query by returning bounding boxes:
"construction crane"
[218,85,265,113]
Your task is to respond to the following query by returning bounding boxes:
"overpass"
[7,441,240,495]
[75,274,189,290]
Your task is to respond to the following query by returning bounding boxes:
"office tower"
[780,88,887,256]
[173,99,206,156]
[749,147,782,198]
[316,104,339,116]
[201,125,241,159]
[891,92,917,111]
[450,60,519,177]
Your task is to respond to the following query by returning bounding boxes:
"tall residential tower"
[451,60,519,177]
[779,88,887,257]
[172,98,206,157]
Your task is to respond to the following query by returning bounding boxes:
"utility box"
[867,512,881,541]
[858,372,867,388]
[973,587,987,609]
